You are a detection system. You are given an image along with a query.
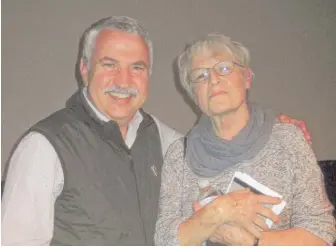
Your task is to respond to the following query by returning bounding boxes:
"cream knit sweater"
[155,122,335,245]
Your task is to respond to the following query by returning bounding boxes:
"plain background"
[2,0,336,178]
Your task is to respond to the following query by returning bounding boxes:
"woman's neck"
[211,104,249,140]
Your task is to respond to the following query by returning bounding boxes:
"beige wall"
[2,0,336,177]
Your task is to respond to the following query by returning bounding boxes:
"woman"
[155,34,335,246]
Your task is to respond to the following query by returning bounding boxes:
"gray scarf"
[186,103,276,177]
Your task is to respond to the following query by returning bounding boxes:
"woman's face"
[191,50,250,117]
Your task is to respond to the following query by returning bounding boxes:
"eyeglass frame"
[188,60,245,84]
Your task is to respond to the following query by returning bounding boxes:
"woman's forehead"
[191,49,233,67]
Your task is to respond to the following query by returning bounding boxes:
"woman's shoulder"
[272,120,307,145]
[162,137,189,175]
[164,137,186,162]
[270,120,314,158]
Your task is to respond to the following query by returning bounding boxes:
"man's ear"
[245,68,252,89]
[80,59,89,87]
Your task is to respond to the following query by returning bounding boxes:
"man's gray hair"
[81,16,153,73]
[177,33,251,100]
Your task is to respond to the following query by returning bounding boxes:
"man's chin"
[106,107,140,121]
[105,98,145,121]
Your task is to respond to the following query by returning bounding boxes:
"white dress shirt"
[1,88,182,245]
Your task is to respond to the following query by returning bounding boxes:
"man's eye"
[101,62,119,71]
[133,65,145,71]
[103,63,117,68]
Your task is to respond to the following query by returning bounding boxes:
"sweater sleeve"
[285,124,335,245]
[154,138,189,246]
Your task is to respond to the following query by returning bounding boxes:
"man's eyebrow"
[97,57,148,68]
[98,56,118,63]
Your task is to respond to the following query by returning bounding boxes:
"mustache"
[103,86,139,97]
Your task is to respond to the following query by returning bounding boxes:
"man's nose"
[114,67,132,86]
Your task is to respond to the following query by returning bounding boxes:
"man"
[2,16,310,245]
[2,16,181,245]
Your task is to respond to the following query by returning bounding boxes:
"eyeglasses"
[188,61,244,84]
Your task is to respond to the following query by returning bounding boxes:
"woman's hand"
[209,223,256,246]
[211,189,281,239]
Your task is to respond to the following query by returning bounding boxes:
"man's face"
[81,29,150,123]
[191,51,250,117]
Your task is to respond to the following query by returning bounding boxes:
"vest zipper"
[129,155,147,244]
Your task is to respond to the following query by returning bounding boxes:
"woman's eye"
[219,66,229,72]
[195,71,209,81]
[196,74,206,80]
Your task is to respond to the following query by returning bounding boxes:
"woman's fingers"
[256,204,280,223]
[192,201,202,212]
[243,222,262,239]
[227,188,250,197]
[253,214,269,231]
[256,194,282,205]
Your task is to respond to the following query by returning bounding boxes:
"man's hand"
[278,114,312,145]
[209,223,256,246]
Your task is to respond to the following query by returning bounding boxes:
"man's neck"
[211,104,249,140]
[116,118,132,139]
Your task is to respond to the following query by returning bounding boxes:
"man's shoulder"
[149,114,182,135]
[6,131,60,175]
[15,131,58,157]
[148,113,184,156]
[9,108,71,153]
[36,108,74,126]
[31,107,77,134]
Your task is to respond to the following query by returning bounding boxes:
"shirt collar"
[82,87,143,148]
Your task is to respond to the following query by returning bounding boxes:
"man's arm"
[1,132,64,245]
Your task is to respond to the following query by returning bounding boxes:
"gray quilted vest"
[29,91,163,245]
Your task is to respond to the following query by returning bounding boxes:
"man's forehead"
[114,42,128,49]
[91,30,149,66]
[93,29,147,51]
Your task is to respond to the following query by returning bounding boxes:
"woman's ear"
[245,68,252,89]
